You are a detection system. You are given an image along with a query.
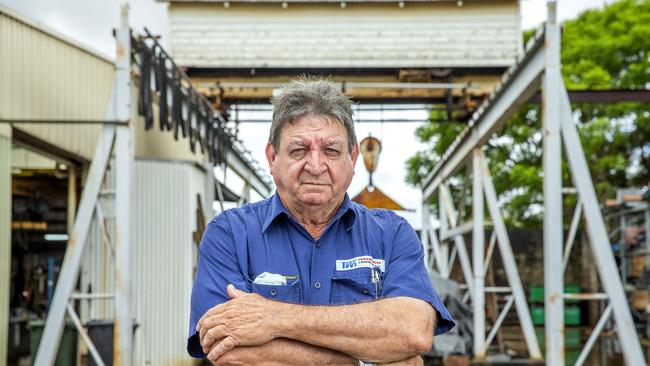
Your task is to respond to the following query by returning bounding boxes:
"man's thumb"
[227,284,245,298]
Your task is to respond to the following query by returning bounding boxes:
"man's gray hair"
[270,78,357,153]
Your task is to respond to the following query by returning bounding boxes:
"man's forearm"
[210,338,357,366]
[273,297,435,364]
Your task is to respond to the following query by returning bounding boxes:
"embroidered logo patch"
[335,256,385,272]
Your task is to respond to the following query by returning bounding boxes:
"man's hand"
[197,284,280,361]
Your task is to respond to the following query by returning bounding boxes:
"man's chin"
[298,193,331,206]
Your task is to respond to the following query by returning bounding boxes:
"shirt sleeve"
[381,215,455,335]
[187,213,249,358]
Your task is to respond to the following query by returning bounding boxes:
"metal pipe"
[440,221,473,241]
[485,287,512,293]
[563,200,583,273]
[483,231,497,276]
[563,293,608,301]
[485,296,514,349]
[66,303,106,366]
[574,304,613,366]
[70,293,115,300]
[447,245,458,278]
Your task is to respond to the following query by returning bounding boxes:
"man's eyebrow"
[323,140,343,148]
[287,140,308,148]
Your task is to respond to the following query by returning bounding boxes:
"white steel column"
[559,87,646,365]
[0,129,11,365]
[542,2,564,365]
[114,5,133,366]
[480,151,542,359]
[472,148,486,359]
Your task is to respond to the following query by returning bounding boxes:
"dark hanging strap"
[182,90,192,139]
[155,49,169,131]
[171,70,182,140]
[197,104,206,154]
[138,43,154,130]
[188,92,196,153]
[205,116,215,163]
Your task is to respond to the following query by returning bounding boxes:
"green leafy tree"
[407,0,650,227]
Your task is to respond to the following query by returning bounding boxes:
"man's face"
[266,115,359,208]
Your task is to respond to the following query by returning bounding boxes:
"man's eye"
[290,148,307,156]
[324,148,340,156]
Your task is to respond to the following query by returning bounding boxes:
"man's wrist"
[269,300,293,339]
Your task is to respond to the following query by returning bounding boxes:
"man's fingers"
[197,302,228,331]
[227,284,246,299]
[201,325,228,354]
[207,336,238,361]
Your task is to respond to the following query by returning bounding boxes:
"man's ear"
[350,144,360,167]
[265,143,276,175]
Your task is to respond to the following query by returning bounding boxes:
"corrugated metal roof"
[0,8,115,161]
[169,2,521,68]
[0,5,113,63]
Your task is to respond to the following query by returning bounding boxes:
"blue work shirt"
[188,192,455,358]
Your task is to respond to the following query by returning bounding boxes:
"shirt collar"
[262,191,357,233]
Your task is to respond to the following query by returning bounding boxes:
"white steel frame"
[420,2,645,365]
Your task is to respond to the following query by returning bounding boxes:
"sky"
[0,0,617,227]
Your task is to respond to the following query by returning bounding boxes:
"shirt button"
[270,289,277,296]
[314,282,321,289]
[363,288,369,294]
[315,241,321,248]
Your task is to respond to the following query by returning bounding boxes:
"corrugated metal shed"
[0,6,114,161]
[0,131,12,365]
[81,159,209,366]
[169,1,521,68]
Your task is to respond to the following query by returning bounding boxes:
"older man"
[188,79,454,365]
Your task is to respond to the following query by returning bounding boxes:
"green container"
[565,328,581,349]
[529,284,581,303]
[566,349,580,366]
[530,285,545,303]
[532,306,545,325]
[29,319,78,366]
[530,305,581,326]
[564,305,581,325]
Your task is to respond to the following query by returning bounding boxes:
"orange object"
[352,186,405,211]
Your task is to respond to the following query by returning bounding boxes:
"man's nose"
[304,150,326,175]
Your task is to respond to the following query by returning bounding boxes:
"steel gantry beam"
[420,1,645,364]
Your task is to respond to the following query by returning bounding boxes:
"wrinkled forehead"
[279,115,347,145]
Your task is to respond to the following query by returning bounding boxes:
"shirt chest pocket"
[331,269,379,305]
[250,279,301,303]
